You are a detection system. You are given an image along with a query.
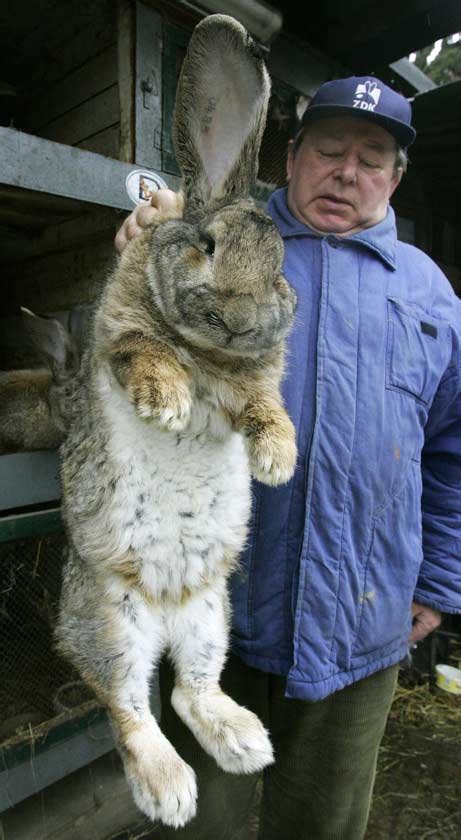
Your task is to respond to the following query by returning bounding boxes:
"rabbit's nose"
[222,296,257,334]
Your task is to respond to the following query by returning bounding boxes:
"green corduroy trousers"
[159,655,399,840]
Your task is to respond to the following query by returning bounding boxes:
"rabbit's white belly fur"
[100,376,251,601]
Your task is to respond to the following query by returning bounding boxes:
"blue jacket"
[231,187,461,702]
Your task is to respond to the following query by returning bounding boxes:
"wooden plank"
[0,676,162,836]
[0,186,93,216]
[78,125,121,159]
[0,751,143,840]
[118,0,135,162]
[0,127,143,211]
[135,2,163,170]
[0,508,62,543]
[0,207,70,231]
[0,451,61,513]
[389,58,436,94]
[2,206,120,264]
[0,229,41,260]
[16,0,115,92]
[25,46,118,133]
[19,0,110,59]
[0,185,94,230]
[3,239,115,313]
[39,86,120,147]
[0,717,113,813]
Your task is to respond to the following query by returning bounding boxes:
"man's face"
[286,117,403,236]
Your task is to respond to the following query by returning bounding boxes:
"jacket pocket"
[386,297,450,406]
[351,459,423,661]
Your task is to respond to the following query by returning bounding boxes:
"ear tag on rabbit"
[125,169,168,206]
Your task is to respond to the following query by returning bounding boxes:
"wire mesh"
[258,84,305,189]
[0,533,92,745]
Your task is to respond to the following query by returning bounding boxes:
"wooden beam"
[389,59,436,94]
[0,184,91,229]
[117,0,136,162]
[0,127,147,211]
[135,1,163,169]
[2,206,120,263]
[0,507,62,543]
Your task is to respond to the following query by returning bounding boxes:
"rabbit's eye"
[198,233,215,257]
[206,311,226,328]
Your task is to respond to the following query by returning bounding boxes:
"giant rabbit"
[56,14,297,828]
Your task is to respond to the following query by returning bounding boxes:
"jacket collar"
[267,187,397,271]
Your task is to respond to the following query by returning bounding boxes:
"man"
[115,77,461,839]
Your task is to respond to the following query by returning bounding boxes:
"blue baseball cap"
[300,76,416,148]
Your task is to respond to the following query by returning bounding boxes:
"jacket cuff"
[413,588,461,615]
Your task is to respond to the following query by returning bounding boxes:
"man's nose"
[334,155,358,184]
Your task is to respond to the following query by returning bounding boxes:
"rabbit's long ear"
[173,15,270,217]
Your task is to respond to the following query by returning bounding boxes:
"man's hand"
[409,601,441,644]
[115,189,183,255]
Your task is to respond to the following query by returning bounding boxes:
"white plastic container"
[435,664,461,695]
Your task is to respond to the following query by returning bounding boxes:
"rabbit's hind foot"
[171,685,274,775]
[123,722,197,827]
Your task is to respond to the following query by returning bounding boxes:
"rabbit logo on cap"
[353,80,382,112]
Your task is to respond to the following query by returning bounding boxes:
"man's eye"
[319,150,341,158]
[361,158,380,169]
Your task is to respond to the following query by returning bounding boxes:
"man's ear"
[286,139,294,182]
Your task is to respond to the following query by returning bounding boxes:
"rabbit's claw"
[125,744,197,828]
[132,378,192,432]
[248,421,297,487]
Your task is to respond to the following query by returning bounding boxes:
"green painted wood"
[162,23,190,176]
[0,451,61,511]
[0,706,107,773]
[135,2,163,170]
[0,509,63,543]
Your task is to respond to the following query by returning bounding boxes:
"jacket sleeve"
[414,315,461,614]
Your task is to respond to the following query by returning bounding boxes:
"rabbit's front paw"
[126,743,197,828]
[248,417,297,486]
[132,378,192,432]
